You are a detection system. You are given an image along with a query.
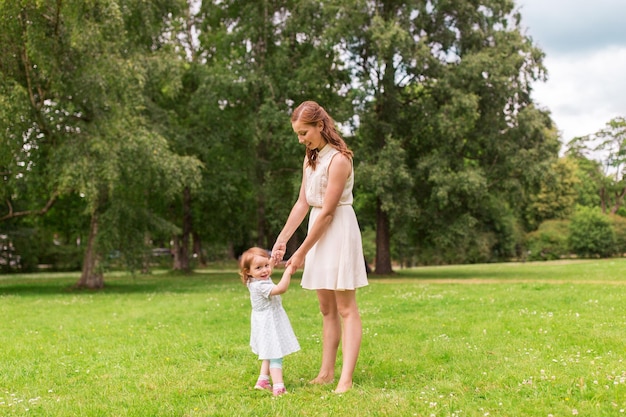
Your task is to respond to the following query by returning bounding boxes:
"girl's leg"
[334,290,362,393]
[260,359,270,376]
[310,289,341,384]
[269,358,286,396]
[269,358,284,385]
[254,360,271,390]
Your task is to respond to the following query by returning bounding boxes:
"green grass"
[1,259,626,416]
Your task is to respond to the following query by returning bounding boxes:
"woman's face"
[292,120,326,151]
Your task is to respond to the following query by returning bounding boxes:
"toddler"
[239,247,300,396]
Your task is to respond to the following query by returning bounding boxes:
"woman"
[272,100,368,393]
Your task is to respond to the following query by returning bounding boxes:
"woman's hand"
[271,241,286,263]
[285,251,304,272]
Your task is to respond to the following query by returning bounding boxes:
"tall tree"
[335,0,558,270]
[0,0,201,287]
[194,0,352,257]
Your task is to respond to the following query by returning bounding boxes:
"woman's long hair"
[291,101,353,170]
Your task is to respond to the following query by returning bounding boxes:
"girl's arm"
[270,265,296,296]
[286,153,351,270]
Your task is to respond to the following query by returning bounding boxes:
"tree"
[0,0,201,287]
[194,0,352,258]
[334,0,558,269]
[567,117,626,214]
[525,157,579,229]
[564,151,603,209]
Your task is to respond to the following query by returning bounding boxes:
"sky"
[516,0,626,146]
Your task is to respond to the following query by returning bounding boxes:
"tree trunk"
[370,43,397,276]
[374,197,393,274]
[75,212,104,289]
[611,187,626,214]
[227,241,236,260]
[193,231,206,267]
[180,186,192,272]
[173,187,192,272]
[141,234,151,274]
[172,235,182,270]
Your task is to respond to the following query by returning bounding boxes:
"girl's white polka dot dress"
[248,278,300,359]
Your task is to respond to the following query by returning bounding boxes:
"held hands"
[271,242,286,264]
[272,242,304,272]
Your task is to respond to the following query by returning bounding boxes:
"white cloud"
[520,0,626,55]
[517,0,626,145]
[532,47,626,141]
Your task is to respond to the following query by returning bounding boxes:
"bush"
[568,206,616,258]
[609,214,626,256]
[43,243,84,271]
[525,219,571,260]
[1,229,43,273]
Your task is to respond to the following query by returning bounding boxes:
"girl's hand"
[272,262,296,296]
[283,264,296,276]
[271,242,286,263]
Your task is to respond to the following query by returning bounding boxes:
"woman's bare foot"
[309,374,334,385]
[333,380,353,394]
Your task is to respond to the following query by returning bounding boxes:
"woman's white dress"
[248,278,300,360]
[301,144,369,291]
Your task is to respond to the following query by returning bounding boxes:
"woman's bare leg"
[310,289,340,384]
[333,290,362,393]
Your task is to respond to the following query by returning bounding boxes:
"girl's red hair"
[239,247,271,285]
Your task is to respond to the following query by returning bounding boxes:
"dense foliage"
[1,0,624,283]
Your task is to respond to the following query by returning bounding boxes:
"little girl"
[239,247,300,396]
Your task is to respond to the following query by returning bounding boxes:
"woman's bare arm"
[272,159,310,261]
[286,153,351,270]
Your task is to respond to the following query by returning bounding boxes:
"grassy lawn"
[1,259,625,416]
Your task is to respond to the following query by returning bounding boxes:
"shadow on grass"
[0,271,238,297]
[369,262,567,281]
[369,269,520,281]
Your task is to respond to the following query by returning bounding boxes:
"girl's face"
[292,120,326,151]
[247,255,272,280]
